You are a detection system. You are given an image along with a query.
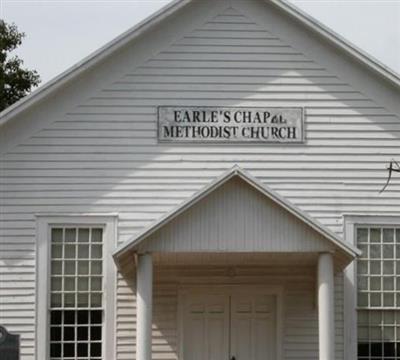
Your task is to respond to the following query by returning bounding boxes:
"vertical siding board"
[140,178,332,253]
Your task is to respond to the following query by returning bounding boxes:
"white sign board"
[158,107,304,143]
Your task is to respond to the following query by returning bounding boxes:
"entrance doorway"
[180,288,278,360]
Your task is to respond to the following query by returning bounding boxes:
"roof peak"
[113,165,360,261]
[0,0,399,127]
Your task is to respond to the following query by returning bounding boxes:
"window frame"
[36,214,118,360]
[344,215,400,360]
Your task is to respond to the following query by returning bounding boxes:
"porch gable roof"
[113,166,360,261]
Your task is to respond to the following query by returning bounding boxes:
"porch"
[133,252,340,360]
[113,167,359,360]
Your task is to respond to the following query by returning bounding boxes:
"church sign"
[158,106,304,143]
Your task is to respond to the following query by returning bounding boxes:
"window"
[50,227,104,359]
[357,226,400,360]
[36,216,117,360]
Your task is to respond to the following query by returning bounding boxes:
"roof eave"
[268,0,400,89]
[0,0,191,127]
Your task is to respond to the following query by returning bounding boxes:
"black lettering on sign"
[159,107,304,143]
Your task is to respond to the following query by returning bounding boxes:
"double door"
[182,290,277,360]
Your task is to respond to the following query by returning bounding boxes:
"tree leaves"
[0,19,40,111]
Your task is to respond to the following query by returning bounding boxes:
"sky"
[1,0,399,86]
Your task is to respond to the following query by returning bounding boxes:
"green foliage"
[0,19,40,112]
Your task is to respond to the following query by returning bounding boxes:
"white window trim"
[343,214,400,360]
[35,214,118,360]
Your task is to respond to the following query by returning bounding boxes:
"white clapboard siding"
[0,1,399,359]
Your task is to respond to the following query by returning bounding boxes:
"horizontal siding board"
[121,75,346,84]
[2,153,400,163]
[8,145,400,154]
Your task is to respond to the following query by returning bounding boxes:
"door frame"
[178,284,284,360]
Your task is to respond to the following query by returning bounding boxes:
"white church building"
[1,1,400,360]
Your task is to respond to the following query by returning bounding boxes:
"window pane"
[370,277,381,291]
[370,244,381,258]
[78,260,89,275]
[51,293,62,308]
[77,342,88,356]
[358,276,368,291]
[370,261,381,275]
[51,261,62,275]
[50,343,61,357]
[78,293,89,308]
[92,244,103,259]
[52,244,62,258]
[65,228,76,242]
[383,229,394,243]
[383,293,394,307]
[92,228,103,242]
[359,244,368,258]
[78,277,89,291]
[64,277,75,291]
[383,261,394,275]
[370,228,381,243]
[64,293,75,307]
[383,277,394,291]
[51,228,63,243]
[91,277,102,291]
[358,293,369,307]
[91,293,102,307]
[64,260,75,275]
[357,228,369,243]
[51,277,62,291]
[78,228,90,243]
[78,244,89,258]
[383,244,394,258]
[91,261,102,275]
[370,293,381,307]
[358,260,368,275]
[64,244,76,259]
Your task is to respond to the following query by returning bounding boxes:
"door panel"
[182,294,230,360]
[230,294,277,360]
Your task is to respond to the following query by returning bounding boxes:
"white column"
[318,252,335,360]
[136,253,153,360]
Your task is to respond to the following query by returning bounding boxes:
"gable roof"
[113,166,361,261]
[0,0,399,127]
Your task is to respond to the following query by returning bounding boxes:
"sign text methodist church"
[158,107,304,143]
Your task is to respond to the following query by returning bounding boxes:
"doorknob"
[231,357,236,360]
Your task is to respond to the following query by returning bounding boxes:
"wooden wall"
[0,0,399,358]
